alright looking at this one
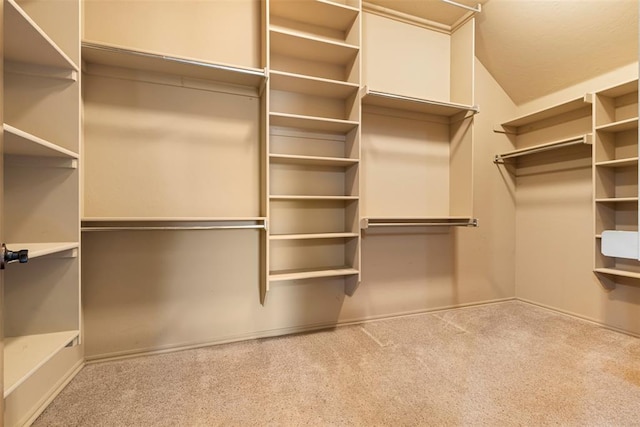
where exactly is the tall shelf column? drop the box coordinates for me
[593,79,640,287]
[3,0,82,424]
[263,0,362,303]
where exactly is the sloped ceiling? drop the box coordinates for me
[475,0,639,104]
[366,0,638,105]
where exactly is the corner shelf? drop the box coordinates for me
[81,41,266,88]
[494,134,592,164]
[4,330,79,398]
[361,87,479,118]
[498,95,591,133]
[4,0,78,71]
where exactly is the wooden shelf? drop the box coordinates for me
[594,268,640,280]
[270,28,359,65]
[269,154,358,167]
[270,0,359,33]
[270,70,359,98]
[595,157,639,168]
[361,217,478,229]
[4,0,78,71]
[597,80,639,98]
[269,113,358,133]
[5,242,79,262]
[269,266,359,282]
[4,330,79,398]
[3,124,78,159]
[82,41,266,88]
[270,112,358,133]
[270,195,358,201]
[361,87,479,117]
[595,117,639,133]
[494,134,592,164]
[269,232,358,240]
[595,197,639,203]
[500,96,590,131]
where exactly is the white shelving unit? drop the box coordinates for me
[593,80,640,287]
[264,0,362,302]
[3,0,82,423]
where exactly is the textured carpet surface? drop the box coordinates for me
[34,301,640,426]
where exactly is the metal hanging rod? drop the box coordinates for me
[494,135,591,164]
[82,224,266,232]
[361,218,478,229]
[441,0,482,13]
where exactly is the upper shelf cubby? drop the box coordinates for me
[269,0,359,35]
[4,0,78,71]
[81,42,266,88]
[361,87,478,120]
[269,28,359,66]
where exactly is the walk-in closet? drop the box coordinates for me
[1,0,639,425]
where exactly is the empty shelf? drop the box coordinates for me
[269,232,359,240]
[595,117,639,133]
[270,28,359,65]
[494,134,592,163]
[499,96,590,132]
[594,268,640,280]
[82,41,265,88]
[5,242,79,262]
[270,112,359,133]
[269,266,359,282]
[595,157,639,168]
[361,88,479,117]
[3,124,78,159]
[361,217,478,228]
[270,70,359,98]
[270,195,358,201]
[5,0,78,71]
[4,330,79,397]
[269,154,358,167]
[270,0,359,32]
[595,197,639,203]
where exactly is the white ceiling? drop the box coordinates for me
[475,0,639,104]
[366,0,639,105]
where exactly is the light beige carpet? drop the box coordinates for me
[34,301,640,426]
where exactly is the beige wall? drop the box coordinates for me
[82,57,518,360]
[510,62,640,336]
